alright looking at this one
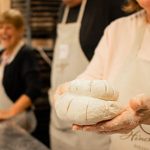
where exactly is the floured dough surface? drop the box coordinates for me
[55,80,123,125]
[55,94,123,125]
[69,80,119,101]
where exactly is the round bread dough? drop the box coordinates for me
[55,93,123,125]
[55,80,123,125]
[69,80,119,101]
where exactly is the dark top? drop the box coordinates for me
[58,0,127,60]
[0,45,41,103]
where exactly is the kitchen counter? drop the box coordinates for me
[0,120,50,150]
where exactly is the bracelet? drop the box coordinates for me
[139,124,150,135]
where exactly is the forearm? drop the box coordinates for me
[9,94,32,116]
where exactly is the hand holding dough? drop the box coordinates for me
[55,80,123,125]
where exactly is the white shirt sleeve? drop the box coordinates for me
[77,27,110,80]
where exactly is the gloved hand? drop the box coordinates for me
[72,94,150,134]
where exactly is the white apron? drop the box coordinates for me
[109,19,150,150]
[0,49,36,133]
[50,0,110,149]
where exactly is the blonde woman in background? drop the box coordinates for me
[0,9,41,132]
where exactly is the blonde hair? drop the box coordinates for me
[0,9,24,29]
[123,0,142,13]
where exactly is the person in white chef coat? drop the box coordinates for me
[54,0,150,150]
